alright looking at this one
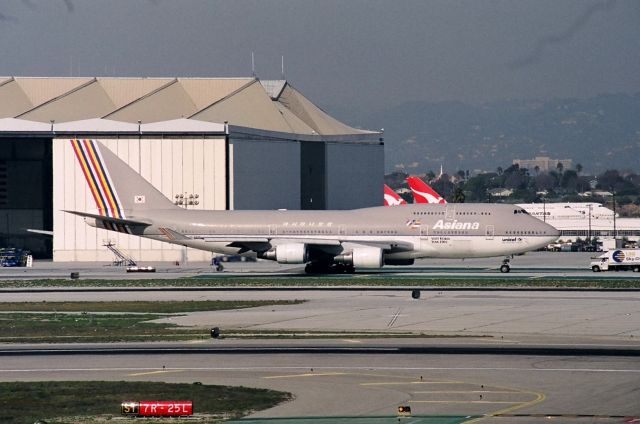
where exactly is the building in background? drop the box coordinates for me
[0,77,383,262]
[512,156,573,173]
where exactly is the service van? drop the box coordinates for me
[591,249,640,272]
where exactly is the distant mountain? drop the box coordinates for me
[340,93,640,174]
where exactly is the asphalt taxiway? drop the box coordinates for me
[1,348,638,423]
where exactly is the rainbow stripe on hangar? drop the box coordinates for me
[70,139,130,234]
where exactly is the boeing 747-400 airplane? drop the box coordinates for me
[68,140,559,273]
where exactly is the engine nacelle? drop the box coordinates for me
[334,247,383,268]
[262,243,308,264]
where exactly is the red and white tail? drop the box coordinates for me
[406,176,447,204]
[384,184,407,206]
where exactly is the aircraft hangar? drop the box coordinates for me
[0,77,383,262]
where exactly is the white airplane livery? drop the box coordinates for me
[68,139,560,273]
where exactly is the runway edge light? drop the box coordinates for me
[398,405,411,415]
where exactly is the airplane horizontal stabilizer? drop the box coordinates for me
[64,210,152,227]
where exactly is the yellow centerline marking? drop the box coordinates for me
[128,370,184,376]
[462,383,546,424]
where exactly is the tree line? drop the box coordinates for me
[385,164,640,216]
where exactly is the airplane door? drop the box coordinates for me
[420,226,428,237]
[269,225,277,236]
[485,225,494,240]
[445,207,455,220]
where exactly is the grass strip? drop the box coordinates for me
[0,312,203,343]
[0,300,304,343]
[0,300,304,313]
[2,276,640,288]
[0,312,467,343]
[0,381,291,424]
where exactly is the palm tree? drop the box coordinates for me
[556,162,564,174]
[534,165,540,176]
[576,163,583,175]
[453,187,466,203]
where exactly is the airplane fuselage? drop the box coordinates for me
[108,203,559,261]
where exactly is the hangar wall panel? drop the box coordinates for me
[53,136,226,262]
[325,143,384,210]
[230,138,300,210]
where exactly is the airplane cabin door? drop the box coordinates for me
[485,225,495,240]
[445,206,455,221]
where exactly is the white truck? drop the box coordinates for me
[591,249,640,272]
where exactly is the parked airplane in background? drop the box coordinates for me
[516,202,614,222]
[407,176,447,204]
[68,140,559,273]
[384,184,407,206]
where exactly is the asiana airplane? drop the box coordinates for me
[67,139,560,273]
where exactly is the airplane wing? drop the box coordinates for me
[25,229,54,236]
[64,210,152,227]
[341,240,415,252]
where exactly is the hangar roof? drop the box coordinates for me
[0,77,373,136]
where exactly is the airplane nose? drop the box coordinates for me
[544,222,561,241]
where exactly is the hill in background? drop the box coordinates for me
[336,93,640,175]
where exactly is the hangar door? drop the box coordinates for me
[0,138,52,258]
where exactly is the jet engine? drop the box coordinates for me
[334,247,383,268]
[261,243,308,264]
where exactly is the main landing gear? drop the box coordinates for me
[500,257,511,273]
[304,261,355,274]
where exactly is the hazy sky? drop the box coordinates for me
[0,0,638,117]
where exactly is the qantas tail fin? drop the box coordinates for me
[406,176,447,204]
[384,184,407,206]
[70,139,178,218]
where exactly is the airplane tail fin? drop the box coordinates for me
[384,184,407,206]
[406,176,447,204]
[70,139,177,218]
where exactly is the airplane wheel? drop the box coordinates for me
[345,265,355,274]
[592,265,601,272]
[633,266,640,272]
[500,264,510,273]
[411,289,421,299]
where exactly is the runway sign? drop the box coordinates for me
[121,401,193,416]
